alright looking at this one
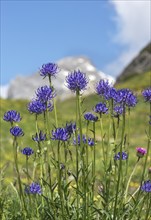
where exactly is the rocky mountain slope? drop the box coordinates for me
[116,42,151,82]
[7,56,114,100]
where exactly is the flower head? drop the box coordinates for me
[88,138,95,146]
[114,89,137,107]
[142,88,151,102]
[73,134,87,145]
[96,80,116,100]
[10,126,24,137]
[21,147,34,156]
[52,127,70,141]
[73,134,94,146]
[40,62,59,78]
[32,130,46,142]
[3,110,21,123]
[114,152,128,160]
[25,182,42,194]
[141,180,151,192]
[93,103,108,114]
[136,147,147,158]
[65,122,76,135]
[66,70,88,92]
[36,85,55,102]
[113,105,124,116]
[28,100,46,114]
[84,112,98,122]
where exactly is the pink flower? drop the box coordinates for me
[136,147,147,158]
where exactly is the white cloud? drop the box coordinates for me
[105,0,151,76]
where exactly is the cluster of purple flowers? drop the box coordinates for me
[95,80,137,114]
[65,122,76,135]
[113,105,124,117]
[84,112,98,122]
[21,147,34,156]
[141,180,151,192]
[114,152,128,160]
[40,62,59,78]
[28,86,54,114]
[3,110,21,123]
[73,134,94,147]
[93,102,108,115]
[32,130,46,142]
[114,89,137,108]
[27,62,59,115]
[96,80,116,100]
[36,86,55,103]
[66,70,88,92]
[28,100,47,114]
[10,126,24,137]
[142,88,151,102]
[51,127,70,141]
[25,182,42,194]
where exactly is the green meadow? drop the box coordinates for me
[0,71,150,186]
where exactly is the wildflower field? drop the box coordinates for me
[0,64,151,220]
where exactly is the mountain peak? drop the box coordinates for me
[6,56,114,100]
[117,42,151,82]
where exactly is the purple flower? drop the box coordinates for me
[113,105,124,116]
[66,70,88,92]
[52,128,70,141]
[25,182,42,194]
[114,152,128,160]
[32,130,46,142]
[40,62,59,78]
[136,147,147,158]
[3,110,21,123]
[73,134,87,145]
[96,80,116,100]
[65,122,76,135]
[73,135,94,146]
[21,147,34,156]
[114,89,137,107]
[142,88,151,102]
[93,103,108,114]
[10,126,24,137]
[28,100,46,114]
[84,112,98,122]
[88,138,94,146]
[141,180,151,192]
[36,85,55,102]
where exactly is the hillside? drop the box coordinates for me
[116,42,151,82]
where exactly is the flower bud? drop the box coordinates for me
[136,147,147,158]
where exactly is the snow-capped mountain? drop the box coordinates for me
[6,56,115,100]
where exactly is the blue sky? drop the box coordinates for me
[1,0,150,85]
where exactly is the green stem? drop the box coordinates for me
[53,98,58,128]
[26,156,29,184]
[57,141,64,218]
[124,159,139,201]
[100,115,106,170]
[92,122,96,212]
[144,194,151,220]
[75,91,79,220]
[48,74,58,127]
[13,137,27,216]
[113,109,126,220]
[76,90,86,219]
